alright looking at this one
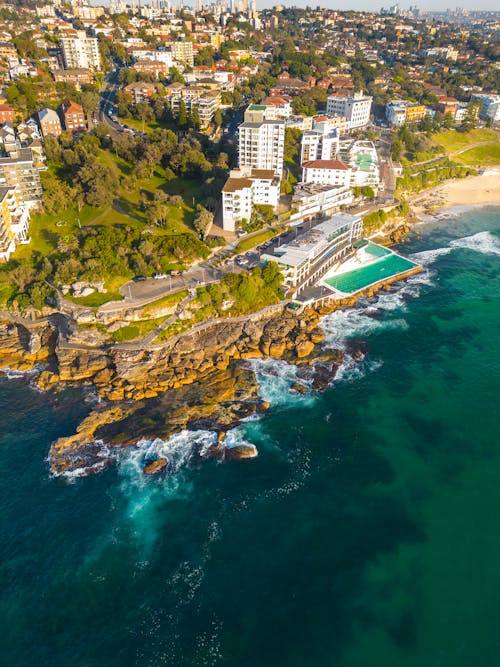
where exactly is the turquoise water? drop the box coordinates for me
[324,251,418,294]
[366,241,391,257]
[0,207,499,666]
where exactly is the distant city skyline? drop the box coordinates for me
[253,0,500,10]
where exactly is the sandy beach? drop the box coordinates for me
[410,171,500,216]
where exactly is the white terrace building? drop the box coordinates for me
[222,167,280,232]
[261,213,362,292]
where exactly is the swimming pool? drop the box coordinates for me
[324,253,419,294]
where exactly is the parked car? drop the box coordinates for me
[154,273,168,280]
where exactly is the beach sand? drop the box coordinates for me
[410,171,500,215]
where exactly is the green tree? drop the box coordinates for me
[177,99,188,127]
[193,204,213,239]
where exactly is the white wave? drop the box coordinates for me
[411,231,500,265]
[0,364,41,379]
[449,230,500,256]
[118,429,217,487]
[411,246,452,264]
[321,306,409,347]
[334,355,383,384]
[245,357,316,408]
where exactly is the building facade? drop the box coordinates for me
[37,108,62,138]
[301,159,352,187]
[290,183,354,224]
[261,214,362,292]
[238,105,285,175]
[60,101,86,132]
[222,167,280,232]
[0,186,30,261]
[300,118,340,164]
[171,40,194,67]
[326,92,372,129]
[0,148,43,208]
[60,31,101,71]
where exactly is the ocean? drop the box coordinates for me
[0,206,499,667]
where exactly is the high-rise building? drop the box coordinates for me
[0,148,43,208]
[238,104,285,176]
[300,117,340,164]
[171,40,194,67]
[60,31,101,71]
[326,92,372,130]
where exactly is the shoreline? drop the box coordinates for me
[408,171,500,218]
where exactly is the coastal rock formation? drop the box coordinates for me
[225,444,258,460]
[143,458,169,475]
[0,267,423,477]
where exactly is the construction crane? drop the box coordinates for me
[417,36,422,50]
[396,30,402,47]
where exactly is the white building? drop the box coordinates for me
[340,140,380,189]
[326,92,372,130]
[385,102,407,127]
[261,214,362,291]
[471,94,500,124]
[300,117,340,165]
[290,183,354,224]
[222,167,280,232]
[238,104,285,176]
[60,31,101,71]
[260,96,293,120]
[301,159,352,187]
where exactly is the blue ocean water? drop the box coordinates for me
[0,206,499,666]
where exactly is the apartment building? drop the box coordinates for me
[124,82,158,104]
[167,84,221,126]
[238,105,285,176]
[260,96,293,120]
[326,92,372,130]
[0,186,30,261]
[0,105,15,124]
[300,118,340,165]
[37,108,62,138]
[0,148,43,208]
[53,68,93,88]
[60,101,86,132]
[171,40,194,67]
[471,93,500,124]
[133,59,169,79]
[222,167,280,232]
[339,140,380,189]
[60,31,101,71]
[301,159,352,187]
[290,183,354,224]
[386,101,427,127]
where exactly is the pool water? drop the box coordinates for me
[365,242,391,258]
[324,253,419,294]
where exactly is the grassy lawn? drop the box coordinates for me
[118,116,173,134]
[142,289,188,316]
[110,316,167,342]
[235,229,278,254]
[453,142,500,167]
[431,129,499,154]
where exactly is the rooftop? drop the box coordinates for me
[303,159,351,170]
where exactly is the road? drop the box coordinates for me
[99,68,123,135]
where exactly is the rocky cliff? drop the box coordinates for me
[0,267,422,476]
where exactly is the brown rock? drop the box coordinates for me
[296,340,315,358]
[290,381,308,395]
[143,458,169,475]
[225,444,258,460]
